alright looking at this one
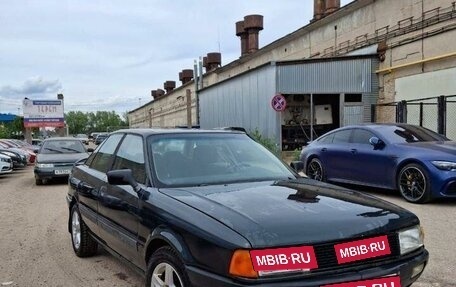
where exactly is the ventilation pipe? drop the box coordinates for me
[151,90,157,99]
[325,0,340,15]
[206,52,221,71]
[156,89,165,97]
[243,15,263,54]
[164,81,176,93]
[179,69,194,85]
[236,20,249,57]
[313,0,326,20]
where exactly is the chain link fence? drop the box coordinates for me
[371,95,456,140]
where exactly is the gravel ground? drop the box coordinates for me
[0,167,455,286]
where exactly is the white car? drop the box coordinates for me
[0,153,13,174]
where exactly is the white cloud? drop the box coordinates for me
[0,77,62,98]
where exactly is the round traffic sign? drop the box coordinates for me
[271,94,287,112]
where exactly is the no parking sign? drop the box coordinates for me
[271,94,287,112]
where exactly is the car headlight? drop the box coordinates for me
[432,160,456,171]
[399,225,424,255]
[36,163,54,168]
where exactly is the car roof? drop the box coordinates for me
[111,128,246,137]
[43,137,84,141]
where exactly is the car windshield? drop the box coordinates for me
[381,125,448,143]
[148,133,295,187]
[41,140,86,154]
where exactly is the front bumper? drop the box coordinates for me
[187,249,428,287]
[34,166,72,180]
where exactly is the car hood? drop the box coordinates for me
[400,141,456,157]
[159,179,418,248]
[37,153,88,163]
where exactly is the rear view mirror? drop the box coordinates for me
[87,148,94,153]
[369,137,385,149]
[107,169,142,192]
[290,161,305,173]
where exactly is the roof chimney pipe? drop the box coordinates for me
[236,21,249,57]
[313,0,326,20]
[325,0,340,16]
[206,52,222,71]
[164,81,176,93]
[243,15,263,54]
[156,89,165,97]
[180,69,194,85]
[151,90,157,98]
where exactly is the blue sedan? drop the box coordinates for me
[300,123,456,203]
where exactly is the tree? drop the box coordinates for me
[65,111,89,135]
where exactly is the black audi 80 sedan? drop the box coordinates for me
[67,128,428,287]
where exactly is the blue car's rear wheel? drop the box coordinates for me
[398,164,431,203]
[307,158,325,182]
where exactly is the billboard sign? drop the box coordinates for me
[23,99,64,128]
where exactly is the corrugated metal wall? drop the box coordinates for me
[277,58,374,94]
[199,64,280,141]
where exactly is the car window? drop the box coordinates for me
[318,133,335,144]
[332,130,352,144]
[381,125,448,143]
[112,134,146,184]
[90,134,124,173]
[41,140,86,154]
[352,129,375,144]
[149,133,295,187]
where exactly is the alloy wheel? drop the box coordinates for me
[151,262,184,287]
[71,210,81,250]
[399,166,426,202]
[308,159,323,181]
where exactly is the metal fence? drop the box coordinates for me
[371,95,456,139]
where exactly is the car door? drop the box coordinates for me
[348,128,395,188]
[75,134,124,234]
[98,134,146,265]
[325,129,354,181]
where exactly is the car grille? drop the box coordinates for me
[313,233,400,271]
[53,163,74,167]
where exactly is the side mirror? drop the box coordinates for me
[74,157,88,166]
[87,148,94,153]
[369,137,385,149]
[33,148,39,154]
[107,169,140,192]
[290,161,305,173]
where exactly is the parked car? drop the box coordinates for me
[74,134,89,145]
[94,133,108,145]
[34,137,93,185]
[0,149,27,168]
[0,153,13,174]
[0,141,35,164]
[67,128,428,287]
[299,123,456,203]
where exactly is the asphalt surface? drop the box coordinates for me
[0,167,455,287]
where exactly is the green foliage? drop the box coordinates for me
[249,128,280,156]
[292,148,301,161]
[0,117,24,139]
[65,111,129,134]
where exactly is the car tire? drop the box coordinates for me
[397,163,432,204]
[306,158,325,182]
[70,205,98,257]
[35,178,43,185]
[145,246,190,287]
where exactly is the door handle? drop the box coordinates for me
[321,148,327,152]
[350,149,357,154]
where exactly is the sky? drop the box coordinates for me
[0,0,352,115]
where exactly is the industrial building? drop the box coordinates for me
[129,0,456,150]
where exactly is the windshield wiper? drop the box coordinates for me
[44,147,63,153]
[60,147,82,153]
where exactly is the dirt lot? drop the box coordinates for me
[0,167,455,287]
